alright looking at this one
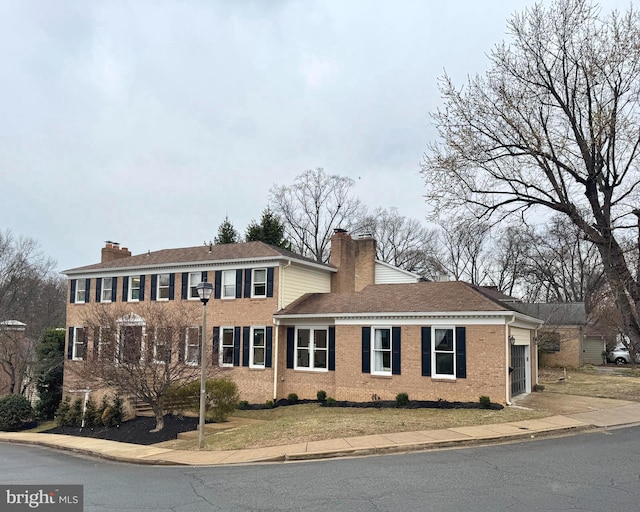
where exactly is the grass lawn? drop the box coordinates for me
[540,366,640,402]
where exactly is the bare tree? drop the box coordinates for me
[356,207,440,278]
[270,168,363,262]
[422,0,640,357]
[486,224,534,297]
[70,302,208,432]
[0,324,34,395]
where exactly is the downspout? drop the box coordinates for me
[505,314,516,406]
[273,261,291,401]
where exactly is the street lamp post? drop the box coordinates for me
[196,281,213,449]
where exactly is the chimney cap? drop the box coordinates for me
[333,228,348,234]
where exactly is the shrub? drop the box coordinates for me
[165,381,200,413]
[55,396,71,427]
[0,394,34,431]
[325,397,336,407]
[101,395,124,427]
[479,396,491,409]
[206,379,240,422]
[265,400,275,409]
[396,392,410,407]
[237,400,249,410]
[287,393,298,404]
[83,397,98,428]
[67,398,83,427]
[316,390,327,402]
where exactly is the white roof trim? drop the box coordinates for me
[375,260,421,279]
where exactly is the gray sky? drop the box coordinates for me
[0,0,629,272]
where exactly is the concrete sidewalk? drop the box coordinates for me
[2,395,640,466]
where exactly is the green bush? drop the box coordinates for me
[67,398,83,427]
[207,379,240,422]
[325,397,336,407]
[101,395,124,427]
[83,397,98,428]
[396,392,410,407]
[237,400,249,410]
[316,390,327,402]
[479,396,491,409]
[165,381,200,413]
[0,394,34,431]
[287,393,298,404]
[55,396,71,427]
[265,400,275,409]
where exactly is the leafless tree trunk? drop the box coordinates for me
[422,0,640,358]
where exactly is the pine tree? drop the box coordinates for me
[245,208,290,250]
[214,215,240,244]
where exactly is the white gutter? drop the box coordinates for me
[273,318,280,401]
[505,314,516,406]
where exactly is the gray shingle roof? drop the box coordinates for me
[509,302,586,326]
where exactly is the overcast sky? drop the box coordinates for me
[0,0,630,272]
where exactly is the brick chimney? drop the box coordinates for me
[329,230,376,293]
[101,242,132,263]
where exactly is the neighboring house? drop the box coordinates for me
[509,303,588,368]
[0,320,36,400]
[62,231,542,407]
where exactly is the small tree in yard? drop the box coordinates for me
[70,302,210,432]
[422,0,640,363]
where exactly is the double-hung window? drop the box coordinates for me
[221,271,236,299]
[75,280,86,303]
[296,327,328,370]
[129,276,141,301]
[433,327,455,378]
[372,327,392,375]
[72,327,86,360]
[220,327,234,366]
[120,325,143,364]
[187,273,200,299]
[101,277,113,302]
[154,327,172,363]
[252,269,267,298]
[250,327,266,368]
[185,327,201,364]
[157,274,170,300]
[98,327,115,360]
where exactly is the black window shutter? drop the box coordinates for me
[81,329,88,359]
[233,327,241,366]
[96,278,102,302]
[244,269,251,298]
[456,327,467,379]
[214,270,222,299]
[112,276,118,302]
[122,276,129,302]
[169,273,175,300]
[267,267,274,297]
[212,327,219,365]
[242,327,250,367]
[265,326,273,368]
[329,326,336,371]
[178,329,185,363]
[392,327,401,375]
[201,271,208,283]
[362,327,371,374]
[67,327,74,359]
[181,272,188,299]
[150,274,157,301]
[70,280,76,304]
[421,327,432,376]
[85,279,91,303]
[93,327,100,359]
[139,275,145,301]
[235,269,243,299]
[286,327,294,368]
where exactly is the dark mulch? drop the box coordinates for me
[43,415,199,445]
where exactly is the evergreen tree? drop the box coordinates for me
[35,328,65,419]
[214,215,240,244]
[245,208,290,250]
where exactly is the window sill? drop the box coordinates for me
[293,368,329,373]
[431,376,456,382]
[370,373,392,379]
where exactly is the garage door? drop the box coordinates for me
[511,345,526,396]
[583,337,606,365]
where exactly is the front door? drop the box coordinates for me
[511,345,526,397]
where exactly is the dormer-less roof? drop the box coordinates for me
[63,242,334,276]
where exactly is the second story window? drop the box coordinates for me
[188,273,200,299]
[157,274,170,300]
[101,277,113,302]
[222,270,236,299]
[75,280,86,303]
[129,276,141,301]
[252,269,267,298]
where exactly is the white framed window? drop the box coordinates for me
[252,269,267,298]
[119,325,143,364]
[220,327,234,367]
[295,327,328,371]
[129,275,141,302]
[433,327,456,378]
[221,270,236,299]
[185,327,201,365]
[371,327,392,375]
[157,273,170,300]
[154,327,172,363]
[101,277,113,302]
[98,327,115,360]
[71,327,86,360]
[75,280,86,303]
[250,327,266,368]
[187,272,201,299]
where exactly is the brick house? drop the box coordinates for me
[62,231,541,407]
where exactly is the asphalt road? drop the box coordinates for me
[1,426,639,512]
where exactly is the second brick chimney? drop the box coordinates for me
[329,230,376,293]
[101,242,132,263]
